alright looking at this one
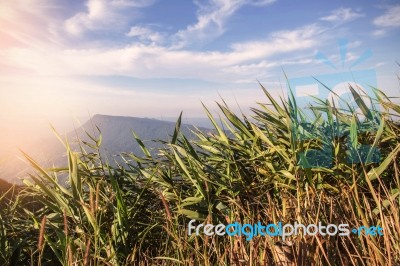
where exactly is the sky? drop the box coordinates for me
[0,0,399,148]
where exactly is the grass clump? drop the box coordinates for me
[0,84,399,265]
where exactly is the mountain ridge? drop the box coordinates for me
[0,114,211,183]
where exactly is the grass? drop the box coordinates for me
[0,83,399,265]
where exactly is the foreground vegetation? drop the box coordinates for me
[1,84,399,265]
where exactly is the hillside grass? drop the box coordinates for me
[1,84,399,265]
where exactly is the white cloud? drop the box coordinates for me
[373,5,400,27]
[375,62,386,68]
[225,58,312,77]
[320,8,364,23]
[110,0,155,7]
[126,26,164,43]
[0,0,324,84]
[372,29,387,37]
[173,0,276,47]
[227,24,322,63]
[64,0,154,36]
[3,24,322,82]
[65,0,113,35]
[250,0,276,6]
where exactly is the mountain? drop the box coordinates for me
[0,115,211,184]
[71,114,209,160]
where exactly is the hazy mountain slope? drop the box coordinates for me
[74,114,202,157]
[0,115,209,183]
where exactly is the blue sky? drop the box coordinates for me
[0,0,399,142]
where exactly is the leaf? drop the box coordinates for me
[202,103,228,144]
[172,148,206,198]
[372,189,400,215]
[132,131,152,157]
[177,208,207,221]
[367,144,400,181]
[172,111,182,144]
[218,103,252,139]
[349,85,373,120]
[154,257,184,264]
[349,114,358,149]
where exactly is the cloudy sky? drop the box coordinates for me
[0,0,399,145]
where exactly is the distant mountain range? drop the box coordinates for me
[0,114,211,184]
